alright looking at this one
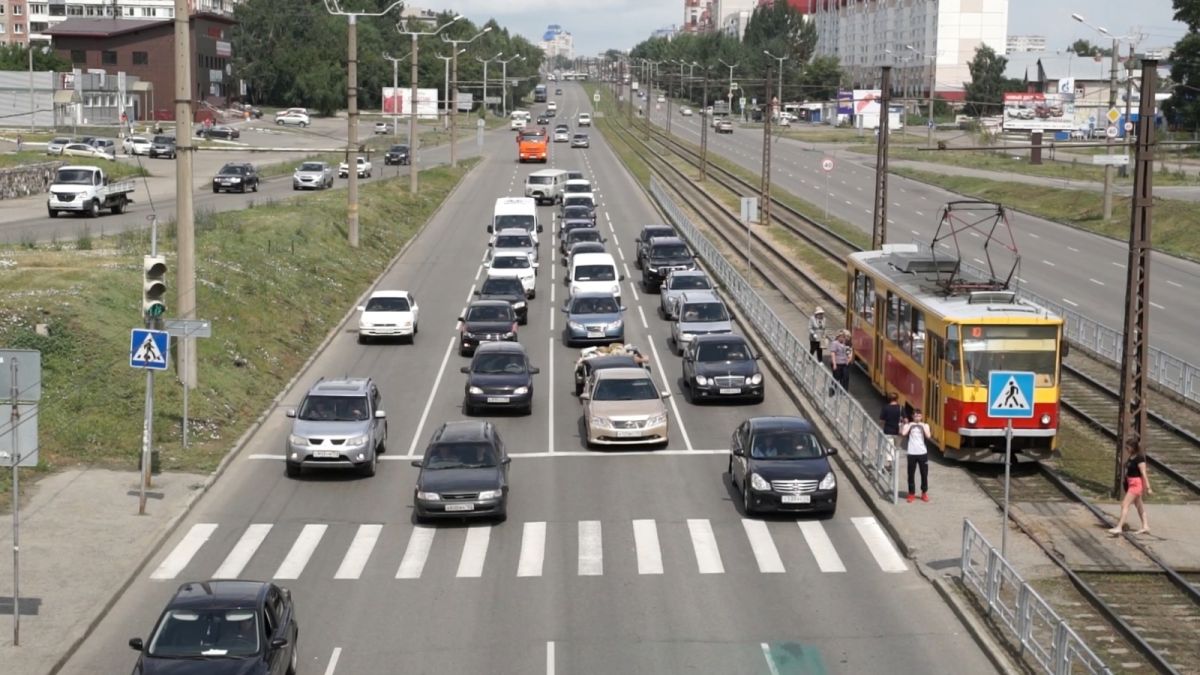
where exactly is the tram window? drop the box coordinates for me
[944,326,963,385]
[909,309,926,366]
[897,299,912,354]
[854,272,875,325]
[886,293,900,341]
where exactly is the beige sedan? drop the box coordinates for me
[581,368,670,447]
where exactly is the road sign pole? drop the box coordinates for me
[139,369,152,515]
[824,171,830,219]
[1002,419,1012,558]
[10,357,20,646]
[182,346,188,448]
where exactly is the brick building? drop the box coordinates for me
[44,13,235,120]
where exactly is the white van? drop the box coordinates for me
[568,252,623,303]
[489,197,543,245]
[511,110,531,122]
[578,112,592,127]
[525,168,569,205]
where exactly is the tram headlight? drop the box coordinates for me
[966,413,978,426]
[1040,413,1052,426]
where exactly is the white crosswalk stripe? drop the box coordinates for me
[577,520,603,576]
[334,524,382,580]
[741,519,785,574]
[632,519,663,575]
[456,525,491,578]
[274,524,327,580]
[852,517,908,573]
[396,526,436,579]
[151,523,218,580]
[686,519,724,574]
[517,522,547,578]
[798,521,846,573]
[213,523,272,579]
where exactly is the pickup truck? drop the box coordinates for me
[338,157,372,178]
[47,165,135,218]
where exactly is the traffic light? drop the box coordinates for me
[143,255,167,319]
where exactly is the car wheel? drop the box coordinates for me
[253,182,259,192]
[111,197,126,214]
[212,187,219,193]
[285,462,302,478]
[495,508,508,524]
[459,347,469,357]
[293,185,300,191]
[742,478,757,516]
[287,643,298,675]
[518,316,527,326]
[376,425,387,454]
[528,289,536,299]
[47,209,58,218]
[86,200,99,218]
[414,322,419,335]
[359,453,377,477]
[357,334,368,344]
[522,404,533,416]
[463,398,475,416]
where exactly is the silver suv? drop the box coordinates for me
[285,378,387,478]
[670,290,734,355]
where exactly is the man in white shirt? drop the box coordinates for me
[808,307,826,361]
[901,409,932,503]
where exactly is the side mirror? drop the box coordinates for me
[128,638,144,652]
[460,366,470,374]
[410,460,422,468]
[502,457,512,465]
[660,391,671,399]
[532,262,540,269]
[473,289,481,295]
[486,225,494,233]
[285,409,296,418]
[356,305,366,312]
[564,273,572,282]
[529,367,541,375]
[270,637,289,650]
[374,410,386,419]
[486,242,493,247]
[458,316,465,322]
[826,448,839,456]
[732,447,744,457]
[619,274,626,281]
[619,306,627,312]
[561,307,570,313]
[601,238,607,243]
[754,355,762,361]
[537,224,544,233]
[579,392,590,400]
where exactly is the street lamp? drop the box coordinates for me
[382,50,411,141]
[28,43,50,132]
[718,59,738,116]
[477,52,503,117]
[435,49,464,130]
[442,26,491,167]
[396,13,463,195]
[763,50,787,118]
[498,54,524,117]
[906,44,937,147]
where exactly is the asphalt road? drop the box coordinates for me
[641,100,1200,368]
[59,85,994,675]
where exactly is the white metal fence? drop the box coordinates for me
[650,176,901,502]
[961,519,1110,675]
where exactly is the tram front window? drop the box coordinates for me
[960,325,1059,387]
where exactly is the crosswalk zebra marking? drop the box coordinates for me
[632,519,663,575]
[334,524,382,580]
[274,524,327,580]
[852,517,908,573]
[396,526,436,579]
[577,520,603,576]
[517,521,547,578]
[686,519,724,574]
[151,523,218,580]
[456,525,491,578]
[741,519,785,574]
[213,523,272,579]
[798,521,846,573]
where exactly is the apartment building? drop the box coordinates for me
[541,24,573,62]
[0,0,233,45]
[1007,35,1046,54]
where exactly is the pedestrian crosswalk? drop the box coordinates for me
[149,516,908,583]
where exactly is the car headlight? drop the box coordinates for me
[416,491,440,501]
[749,472,771,491]
[646,266,658,274]
[590,416,611,428]
[568,321,584,331]
[966,413,978,426]
[647,413,667,425]
[346,434,369,447]
[468,386,484,395]
[402,321,413,328]
[513,386,529,396]
[502,331,516,338]
[605,319,623,330]
[694,375,710,386]
[513,301,526,309]
[611,283,621,295]
[288,434,308,446]
[477,489,503,500]
[819,471,837,491]
[748,373,763,385]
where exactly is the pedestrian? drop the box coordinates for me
[880,392,903,467]
[829,331,852,390]
[901,409,932,502]
[808,307,826,361]
[16,134,22,153]
[1109,439,1151,535]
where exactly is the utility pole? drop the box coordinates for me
[1114,59,1158,499]
[926,56,935,147]
[871,66,892,249]
[436,52,458,130]
[443,26,491,169]
[1103,37,1119,221]
[759,67,774,242]
[1120,43,1135,178]
[397,15,461,196]
[173,0,196,388]
[478,52,502,119]
[764,50,787,115]
[499,54,524,118]
[382,51,409,141]
[719,59,737,118]
[700,68,710,181]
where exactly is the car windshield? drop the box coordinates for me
[669,275,711,290]
[495,235,532,248]
[564,206,592,218]
[466,305,512,321]
[564,197,592,207]
[697,341,750,361]
[568,230,601,244]
[147,608,260,658]
[574,134,588,140]
[565,184,590,193]
[680,302,728,322]
[298,395,370,422]
[555,126,569,132]
[390,145,408,152]
[652,244,690,258]
[423,442,499,469]
[593,377,658,401]
[219,165,247,175]
[642,228,674,240]
[491,256,530,270]
[571,296,620,314]
[364,296,410,312]
[495,214,536,230]
[527,176,550,185]
[573,264,615,281]
[571,243,605,256]
[480,278,523,295]
[567,172,584,180]
[51,137,69,144]
[750,430,823,460]
[55,169,94,185]
[471,352,528,375]
[298,163,324,172]
[153,136,174,144]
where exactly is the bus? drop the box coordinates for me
[845,243,1064,462]
[534,84,547,103]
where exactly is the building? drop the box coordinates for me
[722,9,753,40]
[1007,35,1046,54]
[0,0,235,46]
[541,24,573,62]
[810,0,1008,101]
[682,0,713,34]
[45,13,236,120]
[650,26,678,41]
[0,68,148,128]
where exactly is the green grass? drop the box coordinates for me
[0,151,150,180]
[0,160,477,510]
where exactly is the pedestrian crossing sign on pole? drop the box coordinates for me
[130,328,169,371]
[987,371,1035,419]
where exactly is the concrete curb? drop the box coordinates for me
[47,159,480,675]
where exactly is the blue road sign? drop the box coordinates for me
[987,371,1035,419]
[130,328,169,371]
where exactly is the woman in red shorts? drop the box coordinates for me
[1109,439,1152,535]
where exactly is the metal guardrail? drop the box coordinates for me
[650,176,901,503]
[961,519,1110,675]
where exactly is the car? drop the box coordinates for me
[729,416,838,516]
[511,117,528,130]
[578,113,592,127]
[460,341,540,415]
[560,227,605,257]
[212,162,259,193]
[560,203,596,227]
[634,224,676,269]
[489,227,539,267]
[680,107,693,116]
[567,252,622,304]
[45,136,71,154]
[544,108,557,118]
[536,115,550,125]
[657,95,666,103]
[149,135,177,159]
[555,88,563,95]
[458,300,519,356]
[559,218,596,243]
[659,269,714,320]
[565,169,585,181]
[563,179,593,196]
[374,121,391,134]
[563,292,625,347]
[200,125,240,140]
[293,160,335,190]
[275,107,308,121]
[581,367,670,448]
[485,250,538,298]
[671,290,734,355]
[276,112,311,127]
[129,580,299,675]
[411,420,510,522]
[553,127,571,143]
[682,334,764,403]
[475,276,528,324]
[284,377,387,477]
[547,101,558,112]
[574,349,648,396]
[715,119,734,134]
[640,236,695,292]
[560,193,596,217]
[123,135,152,155]
[571,133,590,148]
[566,240,607,268]
[384,144,410,165]
[338,156,372,178]
[357,289,419,343]
[59,142,113,160]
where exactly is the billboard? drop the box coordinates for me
[1002,92,1075,131]
[852,90,882,116]
[836,90,853,116]
[381,87,438,119]
[455,92,473,112]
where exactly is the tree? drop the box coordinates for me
[0,44,72,71]
[1165,32,1200,131]
[1174,0,1200,32]
[796,55,843,101]
[1068,39,1111,57]
[962,45,1009,116]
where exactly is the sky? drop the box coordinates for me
[413,0,1189,57]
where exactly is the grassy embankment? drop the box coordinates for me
[0,151,149,180]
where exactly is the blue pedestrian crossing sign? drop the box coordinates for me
[130,328,169,370]
[988,370,1035,419]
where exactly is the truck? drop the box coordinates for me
[338,156,372,178]
[47,165,135,218]
[517,127,548,163]
[534,84,547,103]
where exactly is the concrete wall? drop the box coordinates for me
[0,161,66,201]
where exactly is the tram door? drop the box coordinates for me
[927,333,944,442]
[872,294,886,389]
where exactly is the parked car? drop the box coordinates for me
[460,341,539,415]
[411,420,510,522]
[682,334,764,403]
[729,416,838,516]
[474,276,528,325]
[200,125,240,140]
[284,377,387,478]
[90,138,118,156]
[634,224,677,269]
[275,112,311,127]
[357,289,419,343]
[149,135,176,159]
[123,136,152,155]
[212,163,260,193]
[59,142,113,160]
[563,292,625,347]
[580,367,669,448]
[670,291,734,355]
[45,137,71,155]
[458,300,519,356]
[640,236,695,292]
[384,144,410,166]
[571,133,590,148]
[659,269,714,320]
[293,161,335,190]
[373,121,391,134]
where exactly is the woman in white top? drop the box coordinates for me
[901,410,932,503]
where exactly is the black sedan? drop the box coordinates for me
[560,203,596,226]
[129,580,298,674]
[412,420,510,521]
[384,144,410,165]
[560,227,605,257]
[682,334,764,403]
[458,300,518,356]
[574,351,648,395]
[198,125,240,140]
[475,276,528,324]
[559,218,595,242]
[729,417,838,516]
[460,342,539,415]
[212,163,260,193]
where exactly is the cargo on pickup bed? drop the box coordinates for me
[47,165,135,218]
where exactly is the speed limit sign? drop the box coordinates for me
[821,157,835,172]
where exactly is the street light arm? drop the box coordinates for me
[396,13,462,37]
[323,0,404,16]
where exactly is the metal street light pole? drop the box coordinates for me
[478,52,503,119]
[499,54,524,117]
[397,14,463,195]
[442,26,491,168]
[764,50,788,118]
[907,45,936,147]
[382,51,410,140]
[435,53,455,130]
[719,59,738,117]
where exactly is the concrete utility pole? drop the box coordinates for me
[443,26,491,168]
[871,66,892,249]
[499,54,524,117]
[1120,43,1135,178]
[700,68,710,181]
[907,45,935,146]
[759,67,774,239]
[478,52,502,118]
[382,51,410,141]
[436,51,461,130]
[397,15,462,195]
[173,0,196,388]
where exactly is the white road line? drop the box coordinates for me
[517,521,547,577]
[407,337,456,457]
[637,305,648,328]
[686,518,725,574]
[910,230,921,236]
[1112,261,1125,268]
[915,210,924,216]
[1167,280,1183,288]
[548,337,555,454]
[1042,260,1056,267]
[546,641,556,675]
[627,274,640,302]
[1150,301,1165,310]
[611,232,620,246]
[616,246,625,261]
[973,258,985,265]
[1028,233,1040,239]
[578,520,603,576]
[851,517,908,573]
[970,231,982,238]
[396,526,436,579]
[550,281,556,308]
[632,519,664,575]
[741,519,785,573]
[151,523,218,580]
[334,524,383,580]
[1088,278,1105,286]
[844,199,852,205]
[213,524,272,579]
[761,644,782,675]
[456,525,491,578]
[324,647,343,675]
[463,284,476,304]
[1062,298,1079,307]
[274,523,327,579]
[1016,277,1028,283]
[474,264,483,281]
[645,335,693,451]
[798,521,846,573]
[1068,246,1080,252]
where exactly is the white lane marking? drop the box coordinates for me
[550,284,556,319]
[851,517,908,573]
[1088,278,1105,286]
[324,647,343,675]
[632,519,664,575]
[1042,260,1056,267]
[637,305,648,328]
[517,521,547,578]
[616,246,625,261]
[910,230,921,236]
[1113,261,1125,268]
[611,232,620,246]
[213,524,272,579]
[970,231,982,238]
[686,518,725,574]
[474,265,483,281]
[578,520,603,576]
[407,337,456,456]
[1068,246,1080,252]
[456,525,492,578]
[761,643,782,675]
[464,284,476,304]
[396,526,436,579]
[915,210,924,216]
[1062,298,1079,307]
[798,521,846,573]
[645,335,693,451]
[547,338,555,454]
[1016,277,1028,284]
[627,272,640,302]
[1028,232,1040,239]
[151,523,218,580]
[844,200,852,205]
[741,519,785,573]
[334,524,383,580]
[1167,280,1183,288]
[973,258,985,265]
[1150,301,1165,310]
[547,641,556,675]
[274,523,328,579]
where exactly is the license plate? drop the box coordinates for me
[615,429,641,438]
[312,450,340,459]
[781,495,811,504]
[445,503,475,512]
[487,397,509,403]
[587,331,604,339]
[719,388,741,395]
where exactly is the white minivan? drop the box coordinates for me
[568,252,623,304]
[489,197,543,245]
[525,168,569,205]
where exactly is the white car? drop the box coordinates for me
[680,107,693,117]
[60,143,114,160]
[275,107,308,121]
[339,157,372,178]
[547,101,558,112]
[553,129,571,142]
[486,250,538,298]
[373,122,390,134]
[358,290,419,343]
[123,136,152,155]
[657,95,665,103]
[577,113,592,127]
[511,118,528,130]
[276,112,311,127]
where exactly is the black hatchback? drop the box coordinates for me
[412,420,510,521]
[729,417,838,516]
[460,342,540,415]
[385,144,410,165]
[130,580,299,675]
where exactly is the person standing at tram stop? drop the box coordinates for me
[1109,439,1152,535]
[901,410,932,503]
[808,306,826,361]
[879,392,903,467]
[829,331,852,390]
